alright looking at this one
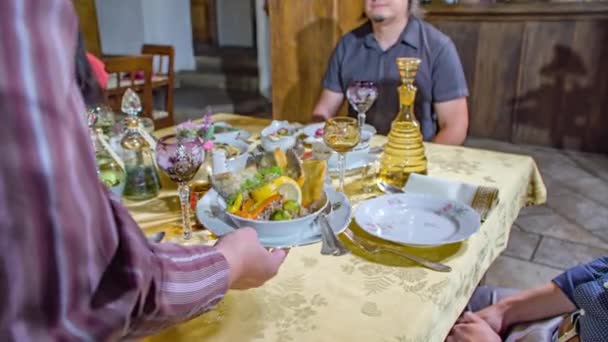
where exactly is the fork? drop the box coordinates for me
[342,229,452,272]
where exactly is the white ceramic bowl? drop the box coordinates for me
[223,191,329,240]
[260,120,297,152]
[212,136,250,172]
[212,122,241,141]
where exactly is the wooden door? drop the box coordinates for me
[268,0,365,123]
[191,0,218,47]
[72,0,102,56]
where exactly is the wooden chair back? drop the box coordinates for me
[103,55,154,120]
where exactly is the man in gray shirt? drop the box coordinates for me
[312,0,469,145]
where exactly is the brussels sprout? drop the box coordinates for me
[271,210,292,221]
[282,200,301,216]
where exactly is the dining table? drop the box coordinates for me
[132,113,547,342]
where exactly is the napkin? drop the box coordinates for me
[403,174,499,221]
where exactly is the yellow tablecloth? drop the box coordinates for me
[135,114,546,342]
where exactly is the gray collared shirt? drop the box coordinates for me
[322,17,468,140]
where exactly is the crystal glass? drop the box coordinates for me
[346,81,378,132]
[156,135,204,241]
[93,105,116,137]
[323,117,360,193]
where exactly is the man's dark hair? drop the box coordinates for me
[75,32,103,107]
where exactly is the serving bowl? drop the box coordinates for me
[220,190,329,240]
[260,120,297,152]
[212,136,250,173]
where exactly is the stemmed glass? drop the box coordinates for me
[156,135,204,241]
[323,117,361,193]
[346,81,378,132]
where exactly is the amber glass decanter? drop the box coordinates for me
[378,57,428,188]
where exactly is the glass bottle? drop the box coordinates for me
[120,88,160,200]
[87,108,126,196]
[121,117,161,200]
[378,57,428,188]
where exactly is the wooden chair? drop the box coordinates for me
[141,44,175,126]
[103,55,171,129]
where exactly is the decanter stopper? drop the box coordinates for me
[121,88,142,117]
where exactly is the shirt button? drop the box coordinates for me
[603,281,608,289]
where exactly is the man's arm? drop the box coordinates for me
[0,1,285,340]
[311,89,344,122]
[476,282,576,334]
[433,98,468,145]
[431,39,469,145]
[473,257,608,334]
[312,37,347,121]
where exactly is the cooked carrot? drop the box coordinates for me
[249,194,282,218]
[242,198,255,212]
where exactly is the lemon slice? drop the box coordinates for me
[273,177,302,204]
[250,183,278,203]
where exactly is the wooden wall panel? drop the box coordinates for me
[268,2,608,152]
[473,22,524,141]
[268,0,364,123]
[72,0,102,56]
[573,21,608,152]
[512,21,577,147]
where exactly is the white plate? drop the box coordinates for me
[196,187,353,248]
[354,194,480,247]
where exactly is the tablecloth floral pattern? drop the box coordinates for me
[135,114,547,342]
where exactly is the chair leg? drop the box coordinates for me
[166,84,174,124]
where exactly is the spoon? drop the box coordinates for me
[149,231,165,243]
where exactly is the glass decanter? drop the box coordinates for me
[378,57,428,189]
[87,108,126,196]
[120,89,161,200]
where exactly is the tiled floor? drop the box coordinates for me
[466,138,608,289]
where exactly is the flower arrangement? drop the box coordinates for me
[175,107,215,151]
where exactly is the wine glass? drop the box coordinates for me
[156,135,204,241]
[323,117,361,193]
[346,81,378,133]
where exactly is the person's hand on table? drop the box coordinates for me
[446,312,501,342]
[215,227,289,290]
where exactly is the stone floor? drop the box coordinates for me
[466,138,608,289]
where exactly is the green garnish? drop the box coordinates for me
[271,210,292,221]
[238,166,283,193]
[283,200,300,216]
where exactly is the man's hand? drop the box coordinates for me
[474,303,509,334]
[447,312,501,342]
[215,228,288,290]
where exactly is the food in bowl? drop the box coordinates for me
[214,142,242,159]
[261,122,297,152]
[268,127,292,141]
[212,149,327,222]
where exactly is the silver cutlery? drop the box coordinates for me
[316,201,349,256]
[377,181,404,194]
[342,229,452,272]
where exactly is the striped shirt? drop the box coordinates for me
[0,1,229,340]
